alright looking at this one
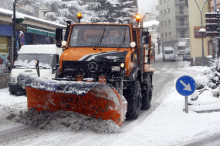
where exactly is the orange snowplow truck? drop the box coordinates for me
[25,14,154,126]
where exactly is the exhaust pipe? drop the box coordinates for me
[35,60,40,77]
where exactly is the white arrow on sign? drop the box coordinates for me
[180,80,192,91]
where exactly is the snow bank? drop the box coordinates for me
[7,108,121,133]
[195,58,220,98]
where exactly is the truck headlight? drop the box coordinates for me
[120,63,125,68]
[10,77,16,83]
[111,66,120,72]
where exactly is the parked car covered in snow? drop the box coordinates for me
[8,44,62,95]
[183,48,190,61]
[163,47,175,62]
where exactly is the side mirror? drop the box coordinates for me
[56,28,63,47]
[52,64,59,74]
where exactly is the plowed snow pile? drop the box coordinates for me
[6,108,121,133]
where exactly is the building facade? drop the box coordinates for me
[207,1,220,59]
[143,13,160,59]
[0,8,65,88]
[158,0,189,49]
[188,0,210,66]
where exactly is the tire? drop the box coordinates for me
[126,81,142,120]
[141,74,152,110]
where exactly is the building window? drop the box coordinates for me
[162,33,163,38]
[169,19,171,24]
[165,32,167,37]
[165,21,167,26]
[179,6,184,14]
[160,0,162,4]
[160,11,163,15]
[180,30,185,38]
[179,17,184,26]
[164,10,166,15]
[169,32,171,36]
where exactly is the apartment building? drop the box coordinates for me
[158,0,189,48]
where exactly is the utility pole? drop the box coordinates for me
[157,38,161,54]
[214,0,217,12]
[217,9,220,58]
[11,0,17,67]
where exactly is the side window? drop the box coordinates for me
[52,55,59,67]
[56,55,59,64]
[132,29,137,44]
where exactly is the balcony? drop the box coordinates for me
[176,23,189,29]
[176,0,186,5]
[176,12,188,17]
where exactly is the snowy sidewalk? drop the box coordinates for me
[189,90,220,113]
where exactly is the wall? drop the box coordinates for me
[0,73,10,89]
[209,0,220,11]
[189,0,210,65]
[158,0,177,48]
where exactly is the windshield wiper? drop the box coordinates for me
[93,28,106,49]
[14,65,23,67]
[117,27,127,50]
[39,66,48,69]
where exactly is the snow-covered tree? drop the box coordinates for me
[17,0,43,17]
[43,0,86,24]
[195,58,220,98]
[116,0,138,24]
[87,0,137,24]
[86,0,120,23]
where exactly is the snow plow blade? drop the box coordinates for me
[25,76,127,126]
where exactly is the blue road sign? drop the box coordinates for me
[176,75,196,96]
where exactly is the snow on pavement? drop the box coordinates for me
[1,61,220,145]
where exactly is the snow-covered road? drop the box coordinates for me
[1,58,220,146]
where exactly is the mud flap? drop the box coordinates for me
[25,76,127,126]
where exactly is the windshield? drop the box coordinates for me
[69,25,131,48]
[177,46,185,50]
[14,54,55,69]
[164,50,174,54]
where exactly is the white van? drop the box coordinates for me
[8,44,62,95]
[163,47,175,62]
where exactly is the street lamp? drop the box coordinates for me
[194,0,212,66]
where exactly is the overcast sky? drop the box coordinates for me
[138,0,158,14]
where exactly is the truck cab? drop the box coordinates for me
[57,23,139,83]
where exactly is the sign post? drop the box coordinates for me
[176,75,196,113]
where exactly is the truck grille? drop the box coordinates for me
[62,61,122,79]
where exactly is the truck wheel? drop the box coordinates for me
[141,74,152,110]
[126,81,142,120]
